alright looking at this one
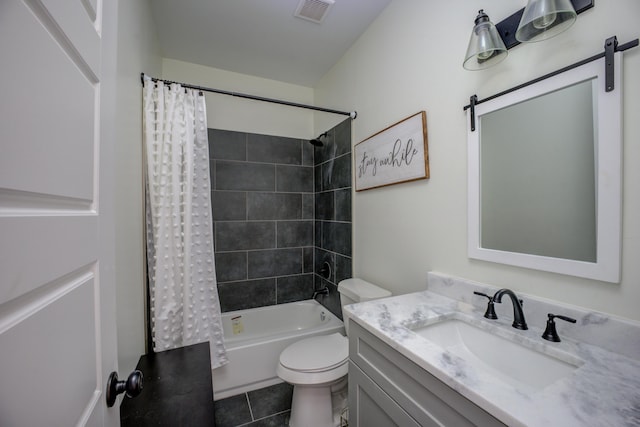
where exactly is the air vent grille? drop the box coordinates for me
[294,0,335,24]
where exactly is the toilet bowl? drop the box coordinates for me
[277,333,348,427]
[277,278,391,427]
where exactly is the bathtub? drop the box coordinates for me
[212,299,345,400]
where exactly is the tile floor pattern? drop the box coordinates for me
[214,382,293,426]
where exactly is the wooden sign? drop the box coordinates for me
[354,111,429,191]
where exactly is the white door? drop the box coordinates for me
[0,0,119,426]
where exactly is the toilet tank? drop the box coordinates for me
[338,278,391,334]
[338,278,392,305]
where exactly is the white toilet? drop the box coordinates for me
[277,278,391,427]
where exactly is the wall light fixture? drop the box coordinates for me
[463,0,594,71]
[463,10,508,71]
[516,0,577,42]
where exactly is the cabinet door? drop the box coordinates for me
[349,362,422,427]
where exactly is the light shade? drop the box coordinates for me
[463,10,508,71]
[516,0,577,43]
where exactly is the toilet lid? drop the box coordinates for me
[280,333,348,372]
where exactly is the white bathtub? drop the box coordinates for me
[212,299,345,400]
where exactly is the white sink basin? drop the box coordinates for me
[412,319,580,391]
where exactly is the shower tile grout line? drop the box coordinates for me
[218,271,316,285]
[235,409,292,427]
[316,151,352,166]
[214,158,316,167]
[211,219,320,224]
[314,248,353,260]
[212,189,316,195]
[245,392,255,422]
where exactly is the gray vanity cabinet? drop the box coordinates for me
[348,320,506,427]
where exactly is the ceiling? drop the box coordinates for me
[149,0,392,87]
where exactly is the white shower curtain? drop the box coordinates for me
[143,77,227,368]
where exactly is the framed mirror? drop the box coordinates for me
[467,53,622,283]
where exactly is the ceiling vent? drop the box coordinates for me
[294,0,335,24]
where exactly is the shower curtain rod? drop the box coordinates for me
[141,73,357,119]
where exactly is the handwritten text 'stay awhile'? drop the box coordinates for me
[358,138,418,178]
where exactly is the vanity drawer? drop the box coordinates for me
[349,320,506,427]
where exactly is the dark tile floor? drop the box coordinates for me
[214,382,293,427]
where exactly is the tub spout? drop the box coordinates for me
[312,287,329,299]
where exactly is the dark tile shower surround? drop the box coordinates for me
[313,119,352,319]
[210,120,352,317]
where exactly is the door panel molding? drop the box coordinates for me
[0,275,98,426]
[0,217,97,305]
[24,0,101,79]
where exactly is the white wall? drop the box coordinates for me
[162,59,315,139]
[115,0,162,374]
[315,0,640,321]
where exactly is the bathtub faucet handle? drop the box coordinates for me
[312,287,329,299]
[319,261,332,280]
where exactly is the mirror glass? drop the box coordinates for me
[481,79,596,262]
[467,54,622,282]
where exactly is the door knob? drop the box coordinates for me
[106,370,143,407]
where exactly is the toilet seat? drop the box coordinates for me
[277,333,349,385]
[280,333,348,372]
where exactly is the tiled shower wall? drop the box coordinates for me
[210,119,351,315]
[313,119,352,320]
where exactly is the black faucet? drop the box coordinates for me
[312,287,329,299]
[493,289,528,330]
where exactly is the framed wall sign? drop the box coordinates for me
[354,111,429,191]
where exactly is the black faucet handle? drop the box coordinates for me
[473,291,498,320]
[552,314,577,324]
[473,291,491,299]
[542,313,577,342]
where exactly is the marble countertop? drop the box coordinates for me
[344,289,640,427]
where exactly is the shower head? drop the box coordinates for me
[309,132,327,147]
